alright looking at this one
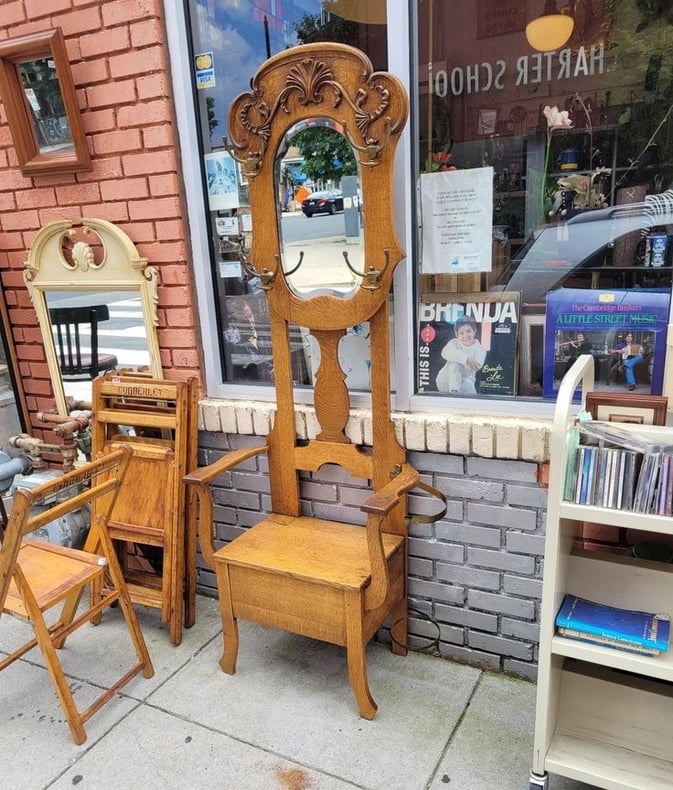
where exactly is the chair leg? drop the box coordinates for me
[390,593,408,657]
[216,562,239,674]
[31,608,87,744]
[168,539,184,647]
[83,526,104,626]
[345,591,377,719]
[51,587,86,649]
[183,491,197,630]
[111,589,155,681]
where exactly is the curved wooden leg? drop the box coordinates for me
[345,591,377,719]
[390,593,408,657]
[216,561,239,674]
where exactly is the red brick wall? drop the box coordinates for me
[0,1,202,432]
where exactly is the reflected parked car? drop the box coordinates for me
[493,196,673,303]
[301,189,344,217]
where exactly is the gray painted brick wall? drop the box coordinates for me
[195,431,548,681]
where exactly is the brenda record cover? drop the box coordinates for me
[418,292,519,396]
[544,288,671,399]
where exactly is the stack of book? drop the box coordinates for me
[564,422,673,514]
[555,593,671,656]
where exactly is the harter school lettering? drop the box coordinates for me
[431,44,605,97]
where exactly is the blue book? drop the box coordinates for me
[555,594,671,652]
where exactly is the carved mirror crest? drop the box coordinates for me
[23,218,162,416]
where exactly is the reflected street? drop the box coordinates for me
[280,211,347,243]
[279,211,364,293]
[47,291,150,366]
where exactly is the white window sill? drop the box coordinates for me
[197,399,552,462]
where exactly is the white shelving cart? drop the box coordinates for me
[530,354,673,790]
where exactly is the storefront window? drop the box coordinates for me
[185,0,387,389]
[416,0,673,400]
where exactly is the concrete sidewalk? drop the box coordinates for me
[2,595,594,790]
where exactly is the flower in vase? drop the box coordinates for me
[542,105,574,216]
[431,151,457,172]
[543,105,573,130]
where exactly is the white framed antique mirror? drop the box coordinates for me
[23,217,162,416]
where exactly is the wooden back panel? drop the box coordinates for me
[104,437,176,534]
[227,44,409,531]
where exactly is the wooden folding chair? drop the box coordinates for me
[86,375,198,645]
[0,447,154,744]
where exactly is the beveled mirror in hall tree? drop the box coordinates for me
[274,118,364,298]
[23,218,162,416]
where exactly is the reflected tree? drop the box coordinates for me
[294,11,359,46]
[290,126,357,184]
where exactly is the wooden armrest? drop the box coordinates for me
[184,444,268,570]
[361,464,420,516]
[184,445,269,486]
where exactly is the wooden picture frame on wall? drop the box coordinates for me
[520,313,545,396]
[0,28,91,176]
[585,392,668,426]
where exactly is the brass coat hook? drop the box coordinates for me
[341,117,393,167]
[238,251,278,290]
[280,251,304,277]
[342,248,391,291]
[223,136,265,178]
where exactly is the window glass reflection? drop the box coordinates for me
[188,0,387,386]
[18,57,73,154]
[416,0,673,400]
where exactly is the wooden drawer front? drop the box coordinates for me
[229,564,346,645]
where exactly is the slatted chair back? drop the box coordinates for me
[49,304,118,379]
[86,374,198,645]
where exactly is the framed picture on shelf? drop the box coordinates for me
[585,392,668,425]
[520,313,545,396]
[477,108,498,135]
[525,109,540,132]
[418,291,519,396]
[476,0,525,37]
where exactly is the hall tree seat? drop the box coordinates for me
[185,42,444,718]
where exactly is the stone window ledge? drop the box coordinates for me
[198,399,552,462]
